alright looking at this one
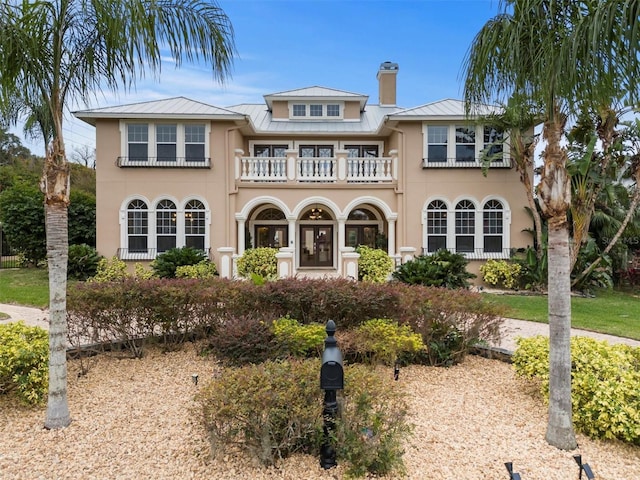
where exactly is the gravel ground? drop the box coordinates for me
[1,343,639,480]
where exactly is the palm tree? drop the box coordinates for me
[0,0,235,430]
[463,0,639,449]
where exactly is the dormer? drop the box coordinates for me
[263,86,368,121]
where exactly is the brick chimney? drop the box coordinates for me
[377,61,399,106]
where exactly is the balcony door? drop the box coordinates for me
[300,226,333,267]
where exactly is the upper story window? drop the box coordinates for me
[289,103,342,119]
[185,125,206,162]
[255,145,287,157]
[423,123,508,167]
[156,124,177,162]
[483,126,504,159]
[345,145,379,157]
[427,126,448,163]
[310,104,323,116]
[455,125,476,162]
[327,104,340,117]
[293,104,306,117]
[121,122,210,168]
[300,145,334,157]
[128,124,149,162]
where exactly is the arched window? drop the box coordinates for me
[426,200,448,252]
[253,207,287,248]
[455,200,475,253]
[127,199,148,253]
[185,199,206,251]
[346,208,379,248]
[483,200,504,253]
[156,199,177,253]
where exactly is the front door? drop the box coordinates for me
[300,225,333,267]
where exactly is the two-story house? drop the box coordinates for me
[74,62,532,280]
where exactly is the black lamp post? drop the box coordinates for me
[505,462,522,480]
[320,319,344,469]
[574,455,595,479]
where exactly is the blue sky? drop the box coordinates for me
[13,0,502,156]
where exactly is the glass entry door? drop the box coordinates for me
[300,226,333,267]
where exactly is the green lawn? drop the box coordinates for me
[0,268,50,308]
[485,289,640,341]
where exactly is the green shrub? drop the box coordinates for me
[479,259,522,290]
[392,250,476,289]
[236,247,278,280]
[133,262,155,279]
[272,317,326,357]
[197,358,411,477]
[343,318,424,365]
[0,321,49,404]
[513,336,640,444]
[89,256,129,282]
[355,245,394,283]
[67,243,103,280]
[151,247,207,278]
[175,260,218,279]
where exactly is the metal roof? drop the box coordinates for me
[73,96,245,125]
[389,98,501,119]
[231,103,397,134]
[263,86,369,110]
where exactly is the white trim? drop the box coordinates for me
[119,120,210,161]
[288,101,344,120]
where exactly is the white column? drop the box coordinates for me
[237,218,246,255]
[337,217,346,274]
[217,247,235,279]
[387,218,396,257]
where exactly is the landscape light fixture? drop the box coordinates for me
[192,373,198,386]
[394,364,400,381]
[504,462,522,480]
[574,455,595,479]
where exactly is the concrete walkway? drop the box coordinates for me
[1,302,639,353]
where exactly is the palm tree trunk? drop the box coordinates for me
[545,216,577,450]
[538,107,577,450]
[42,138,71,430]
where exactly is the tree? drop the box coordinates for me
[463,0,639,450]
[69,145,95,169]
[0,0,235,429]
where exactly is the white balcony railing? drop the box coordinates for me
[236,150,397,184]
[422,158,512,168]
[240,157,287,181]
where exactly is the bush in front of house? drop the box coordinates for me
[151,246,208,278]
[513,336,640,445]
[236,247,278,280]
[392,249,476,289]
[0,321,49,404]
[197,358,411,477]
[479,259,522,290]
[271,317,326,357]
[355,245,395,283]
[67,243,103,280]
[175,260,218,279]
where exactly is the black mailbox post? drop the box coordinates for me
[320,319,343,469]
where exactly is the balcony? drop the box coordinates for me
[237,149,397,184]
[422,247,512,260]
[422,157,511,169]
[117,157,211,168]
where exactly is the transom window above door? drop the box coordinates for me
[299,145,334,157]
[345,145,379,157]
[254,145,287,157]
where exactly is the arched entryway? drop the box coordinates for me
[299,206,334,267]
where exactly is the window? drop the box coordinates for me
[156,199,177,252]
[346,208,379,248]
[327,104,340,117]
[255,145,287,157]
[345,145,379,157]
[310,104,323,117]
[293,104,306,117]
[455,200,475,253]
[456,125,475,162]
[483,200,504,253]
[427,200,448,252]
[128,124,148,162]
[483,126,504,159]
[427,126,448,162]
[185,124,205,162]
[299,145,334,157]
[127,199,148,252]
[156,124,177,162]
[184,200,206,250]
